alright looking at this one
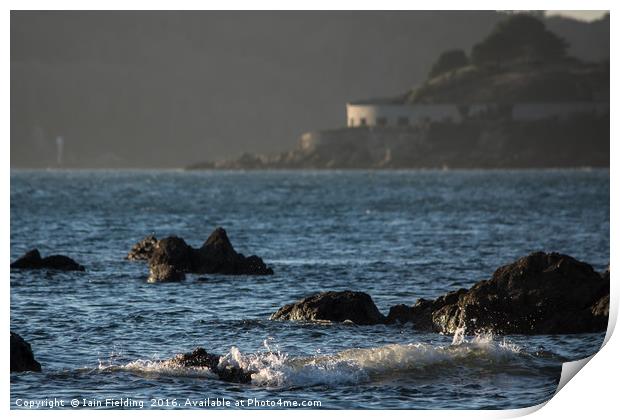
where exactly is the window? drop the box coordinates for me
[360,118,367,126]
[397,117,409,126]
[376,117,388,126]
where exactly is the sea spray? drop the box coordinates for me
[97,334,534,388]
[452,326,467,345]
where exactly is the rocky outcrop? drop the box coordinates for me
[154,228,274,275]
[170,348,254,383]
[10,332,41,373]
[388,252,609,334]
[147,264,186,283]
[126,235,158,261]
[133,227,273,282]
[11,249,85,272]
[270,253,609,334]
[270,291,386,325]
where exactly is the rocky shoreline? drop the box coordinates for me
[187,116,609,170]
[271,252,609,335]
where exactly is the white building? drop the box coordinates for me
[346,99,609,128]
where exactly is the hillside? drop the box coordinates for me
[11,11,610,168]
[187,14,610,171]
[406,60,609,104]
[404,14,609,104]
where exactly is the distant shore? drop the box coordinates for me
[187,114,609,171]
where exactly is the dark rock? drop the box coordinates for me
[10,249,42,269]
[171,347,254,383]
[601,265,610,283]
[388,252,609,334]
[270,291,386,325]
[149,236,195,272]
[11,249,85,271]
[386,304,414,323]
[199,227,238,266]
[10,332,41,373]
[591,266,610,320]
[387,289,470,330]
[193,228,274,275]
[127,235,158,261]
[148,264,186,283]
[147,228,273,276]
[387,298,433,330]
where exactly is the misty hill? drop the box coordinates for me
[11,11,609,168]
[187,14,609,170]
[406,14,609,104]
[405,60,609,104]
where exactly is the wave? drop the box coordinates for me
[97,332,555,388]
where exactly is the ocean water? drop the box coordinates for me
[10,169,609,410]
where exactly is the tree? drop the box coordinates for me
[471,14,568,65]
[428,49,469,78]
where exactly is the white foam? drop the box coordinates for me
[97,332,525,387]
[228,332,525,387]
[98,357,218,379]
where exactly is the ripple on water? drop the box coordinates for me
[10,170,609,409]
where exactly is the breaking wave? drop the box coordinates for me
[98,332,553,388]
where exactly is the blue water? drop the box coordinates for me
[10,169,609,409]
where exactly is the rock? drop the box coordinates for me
[147,228,273,276]
[591,295,609,318]
[149,236,195,272]
[10,249,42,269]
[127,235,158,260]
[193,228,274,275]
[270,291,386,325]
[387,299,433,330]
[148,264,186,283]
[591,266,610,319]
[601,265,610,283]
[10,332,41,372]
[11,249,85,271]
[171,347,254,383]
[388,252,609,334]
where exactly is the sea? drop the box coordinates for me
[10,169,609,409]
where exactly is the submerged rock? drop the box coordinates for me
[148,264,186,283]
[171,348,254,383]
[388,252,610,334]
[146,227,273,276]
[270,291,386,325]
[127,235,158,261]
[11,249,85,272]
[10,332,41,373]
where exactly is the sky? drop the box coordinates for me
[546,10,608,21]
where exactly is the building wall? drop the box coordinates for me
[346,104,462,127]
[346,102,609,127]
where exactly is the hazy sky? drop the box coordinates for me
[546,10,608,21]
